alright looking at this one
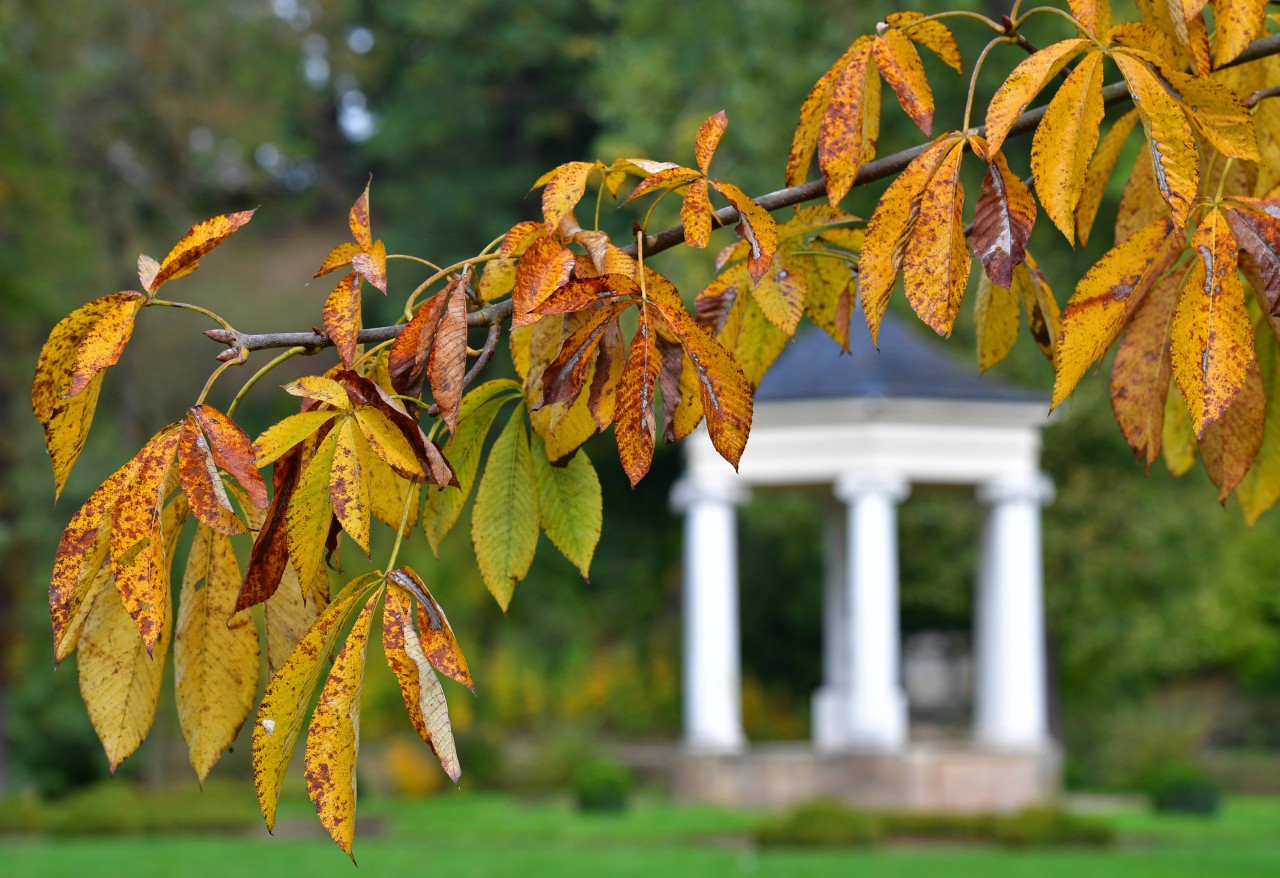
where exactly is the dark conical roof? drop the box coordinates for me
[754,314,1046,404]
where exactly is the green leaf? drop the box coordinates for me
[470,411,538,611]
[531,436,602,579]
[423,379,520,555]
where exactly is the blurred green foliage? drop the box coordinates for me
[4,0,1280,799]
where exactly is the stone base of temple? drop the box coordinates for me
[671,742,1061,812]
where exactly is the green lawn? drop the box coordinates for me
[3,792,1280,877]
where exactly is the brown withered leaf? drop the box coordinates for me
[389,287,451,397]
[1053,216,1180,409]
[1225,199,1280,313]
[512,236,574,327]
[1110,265,1182,467]
[337,370,453,487]
[387,567,473,690]
[176,523,260,782]
[305,588,379,860]
[615,306,662,487]
[1031,51,1104,244]
[1200,357,1265,501]
[177,415,245,535]
[323,273,362,367]
[532,273,639,316]
[902,138,968,336]
[1171,208,1256,436]
[874,28,933,135]
[588,317,626,430]
[540,300,631,409]
[383,582,461,783]
[648,281,754,470]
[148,210,256,294]
[970,142,1036,288]
[189,404,267,507]
[237,444,303,612]
[111,425,182,653]
[429,277,469,432]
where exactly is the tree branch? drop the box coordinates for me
[212,31,1280,357]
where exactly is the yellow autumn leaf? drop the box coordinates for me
[1077,110,1139,247]
[974,272,1020,372]
[1199,358,1265,501]
[982,39,1091,155]
[175,524,260,782]
[286,428,339,596]
[149,210,255,293]
[77,496,186,772]
[786,39,867,188]
[885,12,963,74]
[1053,216,1180,408]
[818,37,876,205]
[1237,323,1280,523]
[283,375,354,410]
[50,458,139,662]
[535,160,595,233]
[1110,264,1182,467]
[874,27,933,135]
[1171,208,1256,436]
[330,419,371,554]
[856,135,959,342]
[1209,0,1264,67]
[110,425,182,653]
[253,409,342,468]
[1163,382,1199,475]
[305,589,380,860]
[1031,51,1104,244]
[253,573,380,832]
[1112,50,1200,230]
[902,139,968,336]
[264,562,323,679]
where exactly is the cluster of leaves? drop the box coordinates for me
[29,0,1280,858]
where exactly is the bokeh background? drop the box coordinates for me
[4,0,1280,816]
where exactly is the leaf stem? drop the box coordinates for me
[1213,158,1237,204]
[148,298,236,333]
[383,477,418,574]
[895,9,1002,35]
[195,356,242,406]
[348,338,395,372]
[226,346,307,418]
[403,253,501,321]
[594,174,606,231]
[963,36,1014,134]
[388,254,445,273]
[1013,6,1095,43]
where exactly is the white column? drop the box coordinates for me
[974,473,1055,749]
[671,474,749,753]
[834,471,910,752]
[812,500,849,750]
